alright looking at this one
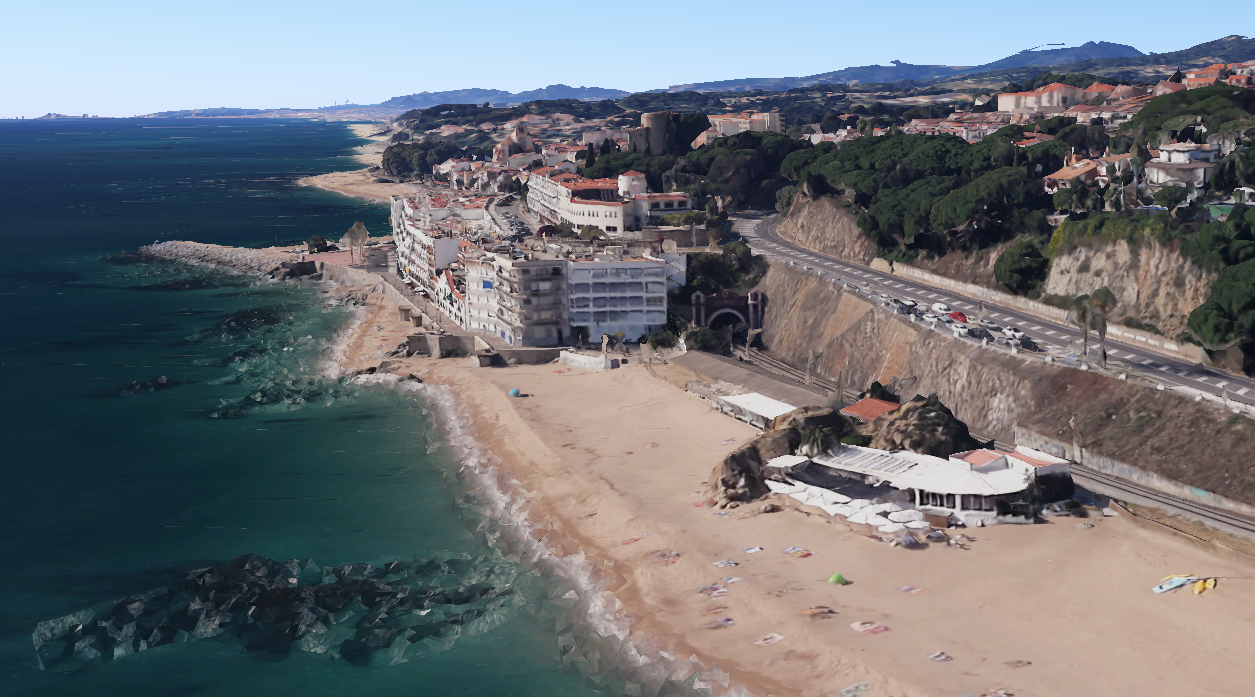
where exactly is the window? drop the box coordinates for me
[606,226,617,232]
[650,202,660,210]
[664,201,674,209]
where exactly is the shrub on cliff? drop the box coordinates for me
[1188,258,1255,358]
[994,239,1049,295]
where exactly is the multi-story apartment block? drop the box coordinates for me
[566,251,669,342]
[390,192,493,296]
[524,169,692,235]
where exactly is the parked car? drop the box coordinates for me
[922,313,940,324]
[978,318,1000,330]
[895,299,918,315]
[931,302,951,315]
[1003,326,1025,340]
[947,312,968,324]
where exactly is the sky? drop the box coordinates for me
[2,0,1243,118]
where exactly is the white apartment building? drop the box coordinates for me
[390,192,491,296]
[525,169,692,235]
[566,252,668,341]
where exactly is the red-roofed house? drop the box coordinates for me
[839,398,900,424]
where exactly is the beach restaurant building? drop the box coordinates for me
[809,444,1071,525]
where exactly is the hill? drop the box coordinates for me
[378,84,628,111]
[944,35,1255,86]
[665,41,1143,92]
[971,41,1143,73]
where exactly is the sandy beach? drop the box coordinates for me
[299,123,423,203]
[328,284,1255,697]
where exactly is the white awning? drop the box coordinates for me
[720,393,797,420]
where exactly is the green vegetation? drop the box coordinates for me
[1045,212,1171,258]
[580,152,678,194]
[647,330,677,350]
[1179,201,1255,271]
[1120,85,1255,141]
[994,239,1049,294]
[380,141,491,176]
[397,99,624,127]
[1187,259,1255,353]
[582,131,809,209]
[794,132,1056,252]
[1185,203,1255,370]
[679,241,765,302]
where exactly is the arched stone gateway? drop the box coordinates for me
[692,289,762,329]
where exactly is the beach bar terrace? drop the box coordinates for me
[808,444,1072,526]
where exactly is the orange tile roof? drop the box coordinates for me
[839,398,899,423]
[621,170,645,177]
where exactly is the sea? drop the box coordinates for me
[0,119,614,696]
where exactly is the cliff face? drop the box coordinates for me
[1043,239,1216,339]
[753,262,1255,505]
[776,195,876,264]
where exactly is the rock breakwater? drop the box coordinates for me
[139,241,289,275]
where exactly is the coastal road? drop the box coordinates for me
[732,212,1255,409]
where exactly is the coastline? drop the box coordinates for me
[141,243,1255,697]
[298,122,423,204]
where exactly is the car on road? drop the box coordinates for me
[1003,326,1025,340]
[931,302,951,315]
[895,299,918,315]
[922,313,940,324]
[978,318,1001,331]
[947,311,968,324]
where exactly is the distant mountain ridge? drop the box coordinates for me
[666,41,1143,91]
[377,84,628,110]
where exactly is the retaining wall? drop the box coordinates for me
[1015,426,1255,519]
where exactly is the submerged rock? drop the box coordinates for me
[33,554,523,671]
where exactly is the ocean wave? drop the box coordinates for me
[415,378,758,697]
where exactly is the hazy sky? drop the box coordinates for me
[3,1,1240,117]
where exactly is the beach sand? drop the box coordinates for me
[335,287,1255,697]
[299,123,421,203]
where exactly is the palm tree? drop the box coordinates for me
[1069,294,1094,364]
[1089,286,1118,367]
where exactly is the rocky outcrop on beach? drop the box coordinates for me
[705,406,844,508]
[864,393,985,459]
[139,241,289,275]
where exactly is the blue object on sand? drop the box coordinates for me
[508,388,520,397]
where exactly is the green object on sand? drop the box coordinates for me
[828,573,848,585]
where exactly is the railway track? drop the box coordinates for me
[1070,464,1255,539]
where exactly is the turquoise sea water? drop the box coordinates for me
[0,120,602,696]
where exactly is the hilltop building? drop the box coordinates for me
[691,111,783,149]
[523,168,692,234]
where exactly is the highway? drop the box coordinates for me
[733,212,1255,409]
